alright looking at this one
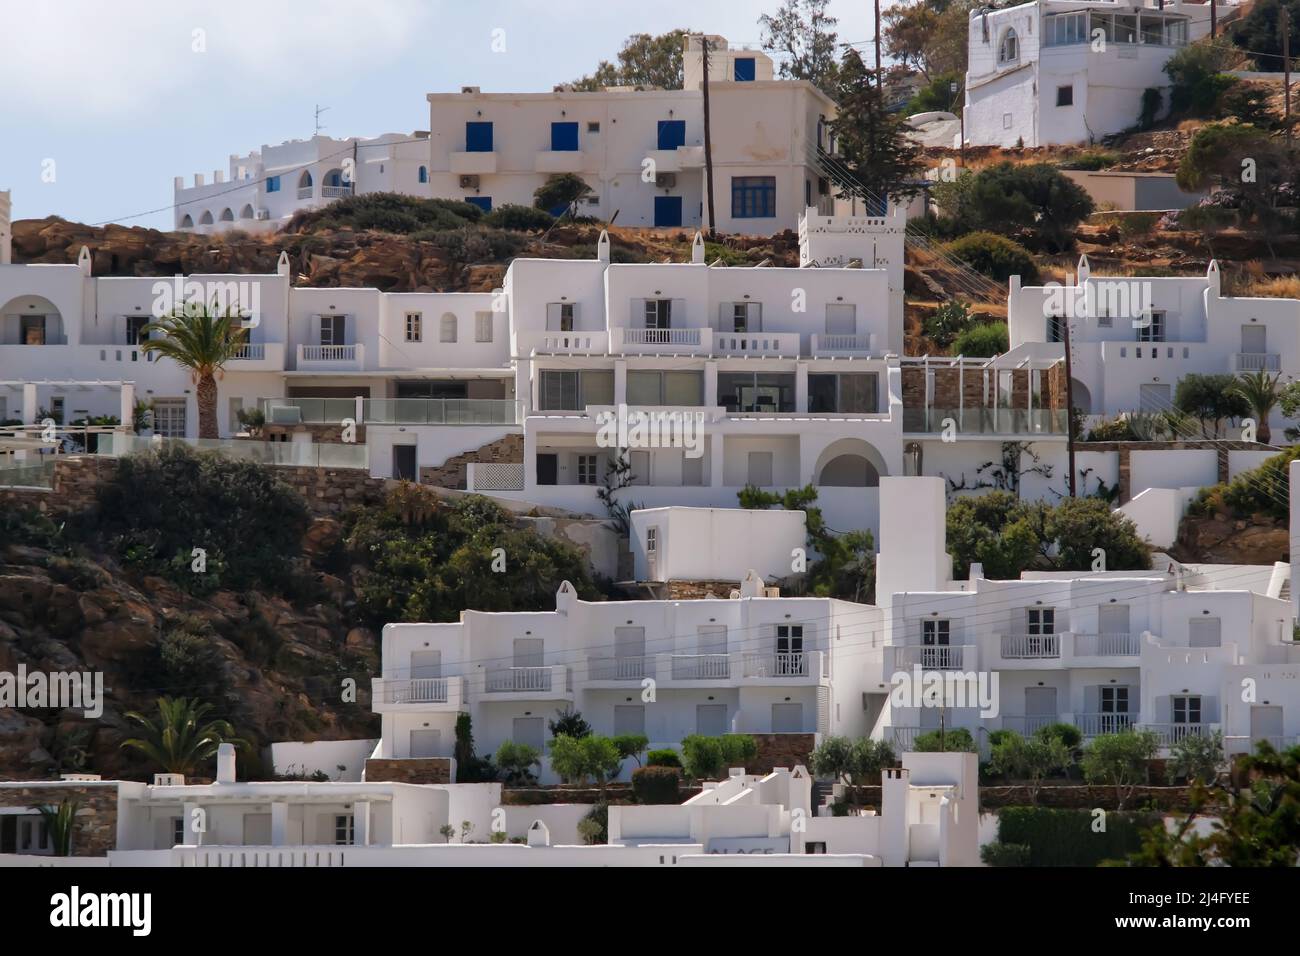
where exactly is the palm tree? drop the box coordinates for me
[1229,369,1283,445]
[120,697,248,777]
[36,797,80,856]
[140,300,249,439]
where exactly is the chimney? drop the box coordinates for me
[215,742,237,783]
[597,229,611,264]
[0,189,11,265]
[691,231,705,263]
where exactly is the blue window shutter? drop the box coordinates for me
[551,122,579,151]
[730,176,776,218]
[418,166,428,183]
[657,120,686,150]
[267,176,280,193]
[734,57,756,81]
[466,122,493,152]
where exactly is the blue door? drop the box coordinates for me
[657,120,686,150]
[466,122,493,152]
[551,122,579,151]
[654,196,683,227]
[466,196,492,212]
[733,57,756,81]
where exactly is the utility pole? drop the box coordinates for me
[1285,6,1293,146]
[1211,0,1217,38]
[874,0,883,87]
[1063,308,1077,497]
[701,35,717,239]
[314,104,330,137]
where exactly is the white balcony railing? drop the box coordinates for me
[1000,634,1061,660]
[743,651,811,679]
[1074,712,1136,737]
[1001,714,1058,736]
[1233,352,1281,372]
[1073,632,1140,657]
[811,333,874,355]
[231,343,266,361]
[1142,722,1211,747]
[712,332,799,357]
[586,656,652,681]
[621,327,703,348]
[385,678,449,704]
[485,666,554,694]
[894,645,971,670]
[298,344,361,365]
[321,185,351,199]
[670,654,731,680]
[297,187,313,200]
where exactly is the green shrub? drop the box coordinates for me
[924,300,972,349]
[646,748,683,768]
[1176,204,1236,233]
[288,192,483,234]
[1164,40,1237,118]
[577,801,608,844]
[996,806,1161,866]
[1189,445,1300,520]
[943,232,1039,284]
[1061,151,1119,171]
[482,203,555,231]
[91,444,311,593]
[912,728,977,752]
[632,765,682,804]
[950,321,1008,357]
[1035,722,1082,749]
[1086,416,1139,442]
[680,734,758,779]
[933,163,1093,252]
[494,741,542,786]
[980,842,1031,866]
[0,508,66,553]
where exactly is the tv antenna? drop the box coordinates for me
[314,104,330,136]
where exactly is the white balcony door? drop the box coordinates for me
[409,729,442,758]
[696,704,727,736]
[772,703,803,733]
[1188,618,1221,648]
[242,813,272,845]
[747,451,774,487]
[697,625,727,656]
[1250,705,1283,742]
[1098,603,1129,638]
[1024,686,1057,718]
[513,638,544,668]
[614,705,646,737]
[1241,324,1266,353]
[410,650,442,679]
[614,626,646,678]
[512,717,544,751]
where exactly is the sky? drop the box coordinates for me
[0,0,881,230]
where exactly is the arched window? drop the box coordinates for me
[418,165,428,184]
[999,27,1019,64]
[239,204,255,219]
[220,208,234,221]
[199,210,214,225]
[179,214,194,228]
[298,171,313,188]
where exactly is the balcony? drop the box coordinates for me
[363,398,520,426]
[1141,722,1215,748]
[1224,734,1299,757]
[580,652,824,688]
[535,151,586,174]
[371,676,464,713]
[482,665,571,699]
[586,656,653,683]
[450,151,498,175]
[1072,632,1140,658]
[228,342,286,370]
[669,654,731,681]
[321,185,352,199]
[1074,712,1136,738]
[646,146,705,173]
[297,187,313,200]
[1232,352,1281,372]
[999,634,1061,661]
[517,330,609,355]
[742,651,824,681]
[904,406,1069,437]
[613,326,709,355]
[712,331,800,357]
[891,644,976,671]
[297,343,365,371]
[811,333,876,356]
[1001,714,1059,736]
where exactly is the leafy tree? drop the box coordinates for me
[612,733,650,768]
[913,727,977,752]
[1043,496,1150,572]
[140,299,250,439]
[120,697,248,777]
[809,736,895,802]
[1176,124,1292,250]
[933,163,1094,253]
[1174,372,1251,438]
[827,49,925,206]
[1080,730,1159,810]
[548,706,592,740]
[942,232,1039,283]
[36,798,80,856]
[533,173,592,217]
[560,29,689,90]
[1132,741,1300,866]
[1166,730,1225,786]
[494,741,541,786]
[1163,39,1238,118]
[759,0,841,96]
[548,734,622,796]
[681,734,758,780]
[904,71,963,116]
[989,731,1072,804]
[1229,370,1283,445]
[883,0,974,81]
[950,321,1008,358]
[923,300,971,349]
[1230,0,1300,71]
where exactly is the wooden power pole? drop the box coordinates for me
[1285,6,1293,145]
[874,0,883,86]
[1211,0,1217,38]
[701,35,717,239]
[1063,310,1077,498]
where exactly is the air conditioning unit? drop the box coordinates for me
[655,173,677,189]
[461,85,481,94]
[153,773,185,786]
[762,586,781,598]
[459,175,480,189]
[254,209,270,220]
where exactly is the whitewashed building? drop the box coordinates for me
[964,0,1215,148]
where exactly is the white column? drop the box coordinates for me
[353,801,371,847]
[120,382,135,431]
[21,383,37,424]
[795,362,809,413]
[614,360,628,406]
[704,360,718,407]
[709,430,725,487]
[271,801,289,847]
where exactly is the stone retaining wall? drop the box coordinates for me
[0,783,120,856]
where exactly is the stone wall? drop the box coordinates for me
[748,733,817,775]
[1082,439,1264,503]
[0,783,120,856]
[262,424,367,445]
[363,758,452,784]
[900,364,1068,413]
[664,580,742,600]
[420,433,523,490]
[274,466,389,515]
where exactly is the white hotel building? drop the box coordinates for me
[964,0,1215,148]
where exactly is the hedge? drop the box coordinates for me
[632,766,682,804]
[996,805,1161,866]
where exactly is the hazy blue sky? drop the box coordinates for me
[0,0,880,229]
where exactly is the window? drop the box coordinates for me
[466,121,493,152]
[587,121,601,133]
[626,370,704,406]
[418,165,428,184]
[267,175,280,193]
[18,818,52,854]
[1172,695,1202,725]
[21,315,45,345]
[405,312,422,342]
[727,302,762,333]
[126,315,148,345]
[614,704,646,736]
[172,817,185,846]
[538,369,614,410]
[547,303,575,331]
[475,312,493,343]
[1027,607,1055,635]
[334,814,355,846]
[1045,12,1087,46]
[731,176,776,219]
[733,56,756,81]
[825,303,857,335]
[921,618,952,668]
[152,400,187,438]
[320,314,346,346]
[51,397,64,422]
[466,196,492,212]
[1136,310,1165,343]
[513,716,545,751]
[1047,315,1065,342]
[1056,85,1074,108]
[440,313,458,343]
[657,119,686,150]
[228,397,244,430]
[776,624,805,675]
[644,299,673,329]
[998,27,1019,63]
[576,454,598,485]
[808,373,879,413]
[718,371,796,413]
[551,122,580,152]
[1003,112,1013,130]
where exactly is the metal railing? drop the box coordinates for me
[300,344,358,363]
[363,398,519,425]
[1232,352,1281,372]
[743,652,810,678]
[1074,712,1136,737]
[586,656,651,681]
[1000,634,1061,660]
[484,666,553,693]
[670,654,731,680]
[1073,632,1140,657]
[622,327,703,347]
[374,678,450,705]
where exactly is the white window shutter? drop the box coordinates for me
[671,298,687,327]
[718,302,730,331]
[546,303,561,331]
[749,302,763,332]
[631,298,646,326]
[570,302,580,326]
